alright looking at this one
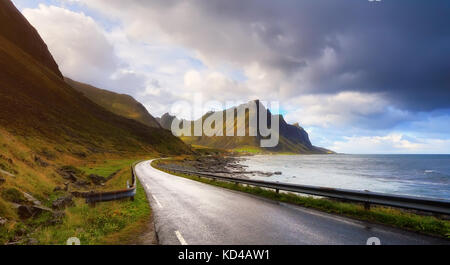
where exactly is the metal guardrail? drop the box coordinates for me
[85,161,141,204]
[163,167,450,215]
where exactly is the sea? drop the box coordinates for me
[238,154,450,200]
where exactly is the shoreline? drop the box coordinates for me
[152,159,450,239]
[158,153,450,201]
[156,155,280,179]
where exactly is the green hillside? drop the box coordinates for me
[65,78,161,128]
[158,101,332,154]
[0,0,189,244]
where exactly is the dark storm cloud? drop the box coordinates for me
[82,0,450,111]
[196,0,450,111]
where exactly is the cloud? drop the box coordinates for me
[22,5,120,87]
[330,133,450,154]
[183,70,249,101]
[284,92,412,129]
[21,4,179,113]
[67,0,450,111]
[17,1,450,153]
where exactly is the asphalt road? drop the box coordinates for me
[135,160,448,245]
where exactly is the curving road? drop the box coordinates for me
[135,160,448,245]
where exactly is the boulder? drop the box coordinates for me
[57,171,78,182]
[74,180,90,187]
[23,192,42,206]
[57,166,82,182]
[0,217,7,226]
[88,174,105,185]
[17,205,53,219]
[66,173,78,182]
[17,205,33,219]
[47,211,65,225]
[52,196,74,210]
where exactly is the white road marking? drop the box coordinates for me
[152,194,163,208]
[145,184,150,189]
[280,202,366,228]
[175,230,188,245]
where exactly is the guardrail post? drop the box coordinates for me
[88,191,96,207]
[364,202,371,211]
[276,189,280,194]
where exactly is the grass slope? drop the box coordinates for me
[0,34,189,156]
[65,77,161,128]
[163,102,331,154]
[0,1,189,244]
[0,0,62,78]
[29,159,153,245]
[1,158,153,245]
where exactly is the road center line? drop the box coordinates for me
[175,230,188,245]
[152,194,163,208]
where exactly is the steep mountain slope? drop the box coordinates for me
[64,77,161,128]
[0,36,188,155]
[158,100,332,154]
[157,113,177,131]
[0,0,62,78]
[0,0,190,227]
[0,0,188,156]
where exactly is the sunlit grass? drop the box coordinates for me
[232,146,263,154]
[79,158,136,178]
[0,149,153,244]
[31,176,151,245]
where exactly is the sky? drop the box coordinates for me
[11,0,450,154]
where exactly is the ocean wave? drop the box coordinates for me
[240,155,450,199]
